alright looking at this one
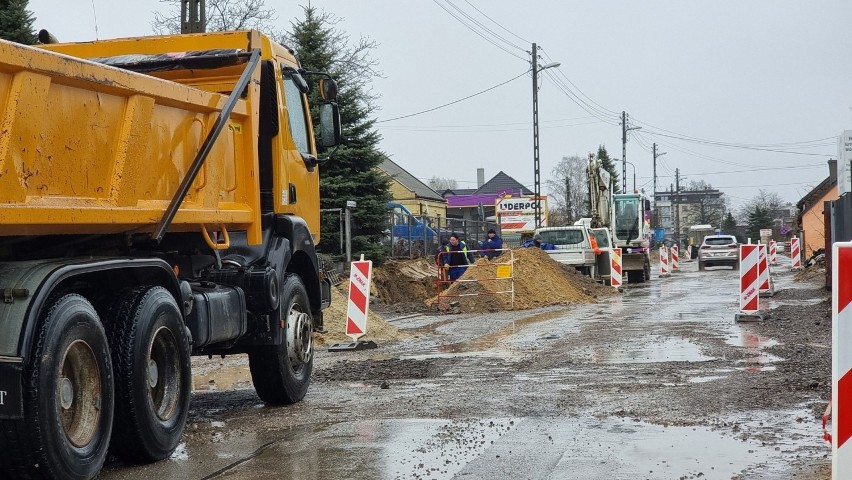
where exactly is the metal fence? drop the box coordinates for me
[384,212,501,259]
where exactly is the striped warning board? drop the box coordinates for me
[791,237,803,269]
[685,245,693,262]
[610,248,622,288]
[757,243,773,296]
[833,242,852,477]
[671,245,680,271]
[659,246,670,278]
[346,259,373,341]
[739,244,760,314]
[769,240,778,266]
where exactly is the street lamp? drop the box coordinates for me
[532,43,561,228]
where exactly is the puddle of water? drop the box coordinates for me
[402,310,570,360]
[193,364,254,391]
[588,335,715,364]
[258,416,780,479]
[725,329,779,349]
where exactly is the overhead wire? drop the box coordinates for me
[462,0,530,45]
[539,48,623,120]
[442,0,527,54]
[376,70,529,123]
[431,0,527,62]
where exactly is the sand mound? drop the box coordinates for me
[314,284,406,346]
[372,257,437,303]
[428,247,612,313]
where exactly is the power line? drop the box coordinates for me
[462,0,530,45]
[442,0,526,53]
[642,129,835,156]
[378,119,606,133]
[377,115,596,129]
[376,70,529,123]
[432,0,527,62]
[539,48,622,121]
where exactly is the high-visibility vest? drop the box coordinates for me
[444,242,471,265]
[589,233,602,255]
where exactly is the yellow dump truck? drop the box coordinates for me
[0,29,341,478]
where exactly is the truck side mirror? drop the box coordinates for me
[318,102,342,148]
[318,78,338,101]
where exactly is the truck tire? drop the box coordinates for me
[248,274,313,404]
[0,294,113,480]
[107,286,191,463]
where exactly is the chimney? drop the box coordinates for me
[477,168,485,188]
[829,158,837,182]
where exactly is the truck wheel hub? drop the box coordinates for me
[60,377,74,409]
[148,359,159,388]
[287,310,313,366]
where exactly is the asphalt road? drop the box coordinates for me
[100,254,831,480]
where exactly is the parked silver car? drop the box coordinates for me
[698,235,739,271]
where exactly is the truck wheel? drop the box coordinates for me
[107,287,191,463]
[249,274,313,404]
[0,294,113,479]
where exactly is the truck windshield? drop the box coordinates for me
[614,196,639,241]
[539,229,585,245]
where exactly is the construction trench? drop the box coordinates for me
[100,249,831,479]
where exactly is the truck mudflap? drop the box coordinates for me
[622,253,646,271]
[0,358,23,419]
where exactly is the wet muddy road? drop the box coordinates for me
[101,256,831,479]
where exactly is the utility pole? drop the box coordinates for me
[181,0,206,33]
[530,44,561,229]
[652,143,666,227]
[621,111,641,194]
[565,176,571,223]
[532,43,541,228]
[675,168,681,247]
[621,111,627,194]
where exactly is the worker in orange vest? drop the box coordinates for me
[588,231,602,256]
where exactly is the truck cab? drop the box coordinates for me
[535,226,598,277]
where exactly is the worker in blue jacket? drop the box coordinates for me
[479,229,503,259]
[441,233,475,281]
[522,233,556,250]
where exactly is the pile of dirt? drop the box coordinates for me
[314,284,406,346]
[794,264,826,282]
[429,247,612,313]
[371,257,437,305]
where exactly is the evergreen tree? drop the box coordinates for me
[722,212,737,233]
[596,145,620,193]
[288,7,391,263]
[746,207,772,242]
[0,0,37,45]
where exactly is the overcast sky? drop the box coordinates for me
[28,0,852,211]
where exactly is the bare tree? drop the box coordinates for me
[737,189,785,224]
[545,155,588,225]
[427,176,457,192]
[151,0,282,37]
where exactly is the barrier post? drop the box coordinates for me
[758,243,775,297]
[610,247,622,290]
[791,236,803,270]
[659,245,670,278]
[735,244,764,322]
[684,245,693,262]
[671,245,680,271]
[769,240,778,266]
[832,242,852,478]
[329,255,379,352]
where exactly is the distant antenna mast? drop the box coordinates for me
[181,0,207,34]
[90,0,99,39]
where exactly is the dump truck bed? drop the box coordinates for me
[0,31,278,243]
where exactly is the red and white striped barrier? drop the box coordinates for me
[671,245,680,271]
[659,246,670,278]
[791,237,802,269]
[610,248,622,289]
[329,256,379,352]
[758,243,774,297]
[345,257,373,341]
[684,245,693,262]
[832,241,852,477]
[735,244,763,322]
[769,240,778,266]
